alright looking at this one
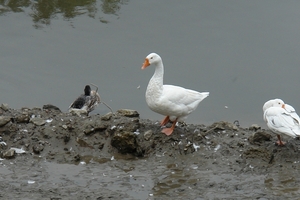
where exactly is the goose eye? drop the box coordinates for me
[150,57,153,59]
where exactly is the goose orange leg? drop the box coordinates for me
[276,135,286,146]
[161,119,177,136]
[160,116,170,126]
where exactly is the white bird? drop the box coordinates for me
[69,85,100,115]
[263,99,300,146]
[141,53,209,135]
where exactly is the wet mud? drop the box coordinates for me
[0,104,300,199]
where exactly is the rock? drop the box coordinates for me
[32,107,42,111]
[30,118,46,126]
[32,144,44,154]
[111,131,143,156]
[16,113,30,123]
[144,130,153,141]
[76,138,94,149]
[248,131,272,145]
[249,124,261,131]
[43,104,61,112]
[94,123,109,132]
[69,108,88,116]
[101,112,113,121]
[83,121,108,135]
[116,109,139,118]
[84,126,95,135]
[42,129,53,139]
[3,149,15,159]
[0,116,11,127]
[0,103,9,111]
[208,121,239,131]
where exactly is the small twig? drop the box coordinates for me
[101,101,113,113]
[90,83,98,93]
[205,125,218,134]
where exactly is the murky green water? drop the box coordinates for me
[2,1,300,127]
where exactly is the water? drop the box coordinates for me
[1,151,296,199]
[2,0,300,128]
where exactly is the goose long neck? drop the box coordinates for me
[150,61,164,89]
[145,58,164,106]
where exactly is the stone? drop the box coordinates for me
[0,116,11,127]
[32,144,44,154]
[116,109,139,118]
[208,121,239,131]
[84,127,95,135]
[248,131,272,145]
[69,108,88,116]
[0,103,9,111]
[3,149,15,158]
[76,137,94,149]
[43,104,61,112]
[101,112,113,121]
[94,123,109,131]
[111,132,137,150]
[144,130,153,141]
[249,124,261,131]
[111,131,143,156]
[16,113,30,123]
[30,118,46,126]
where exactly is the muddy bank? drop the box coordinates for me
[0,104,300,199]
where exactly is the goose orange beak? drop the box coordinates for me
[141,58,150,69]
[282,104,285,109]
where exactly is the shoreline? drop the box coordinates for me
[0,104,299,199]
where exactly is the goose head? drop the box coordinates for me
[263,98,285,112]
[141,53,162,69]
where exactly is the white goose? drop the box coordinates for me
[141,53,209,135]
[263,98,300,146]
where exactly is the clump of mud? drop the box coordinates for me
[1,104,300,199]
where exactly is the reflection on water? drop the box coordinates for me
[0,0,30,13]
[0,0,128,28]
[102,0,128,15]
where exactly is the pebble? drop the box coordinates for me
[42,104,61,112]
[144,130,153,141]
[0,116,11,127]
[32,144,44,154]
[101,112,113,121]
[30,118,46,126]
[16,113,30,123]
[0,103,9,111]
[3,149,15,158]
[249,124,261,131]
[116,109,139,117]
